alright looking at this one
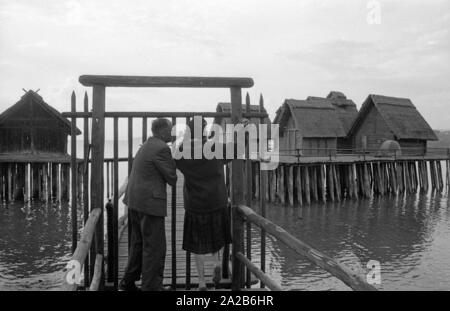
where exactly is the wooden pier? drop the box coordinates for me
[58,75,450,292]
[254,155,449,207]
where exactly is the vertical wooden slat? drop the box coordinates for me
[7,163,12,202]
[24,163,29,202]
[231,86,245,291]
[430,161,436,191]
[269,170,276,203]
[113,117,119,290]
[142,117,148,143]
[127,117,133,253]
[42,163,48,202]
[311,166,318,202]
[446,160,450,191]
[185,116,191,290]
[171,117,177,290]
[333,165,341,201]
[279,166,285,204]
[304,166,310,204]
[437,161,444,191]
[91,85,106,288]
[71,91,78,254]
[50,163,57,201]
[61,164,70,201]
[259,93,266,288]
[418,161,423,193]
[287,166,294,206]
[83,92,91,288]
[14,163,24,201]
[128,117,133,174]
[327,164,334,202]
[352,164,359,199]
[396,162,403,193]
[106,162,110,199]
[57,164,62,202]
[296,166,303,206]
[390,162,397,195]
[319,165,326,203]
[0,164,4,203]
[106,198,114,285]
[245,93,252,288]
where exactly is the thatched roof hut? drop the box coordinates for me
[214,102,270,127]
[325,91,358,134]
[274,98,346,156]
[213,102,271,143]
[305,92,357,131]
[275,99,346,138]
[348,94,438,155]
[0,90,80,160]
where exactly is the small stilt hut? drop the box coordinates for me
[213,102,271,149]
[348,94,438,155]
[273,98,346,157]
[0,90,81,203]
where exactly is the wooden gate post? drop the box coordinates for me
[91,85,105,288]
[71,91,78,253]
[230,86,245,291]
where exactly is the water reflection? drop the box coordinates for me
[249,192,450,291]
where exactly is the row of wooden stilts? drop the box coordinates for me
[0,162,83,203]
[248,160,450,206]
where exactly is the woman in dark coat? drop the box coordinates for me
[174,117,247,290]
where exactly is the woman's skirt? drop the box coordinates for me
[182,207,231,255]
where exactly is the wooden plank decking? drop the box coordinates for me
[118,172,223,289]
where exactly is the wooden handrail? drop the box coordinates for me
[89,254,104,291]
[237,204,377,291]
[79,75,254,88]
[61,208,102,291]
[61,111,268,119]
[236,252,282,291]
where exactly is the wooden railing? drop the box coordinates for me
[278,147,450,160]
[233,204,377,291]
[61,208,102,291]
[62,75,268,291]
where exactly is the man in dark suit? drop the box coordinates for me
[119,118,177,291]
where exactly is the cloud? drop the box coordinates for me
[0,0,449,129]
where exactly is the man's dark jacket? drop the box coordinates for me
[124,137,177,217]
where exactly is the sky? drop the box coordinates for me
[0,0,449,139]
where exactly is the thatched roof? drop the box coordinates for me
[348,94,438,141]
[213,102,270,126]
[326,91,358,134]
[0,90,81,135]
[302,91,357,135]
[274,99,346,138]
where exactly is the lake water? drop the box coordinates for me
[249,192,450,291]
[1,143,449,290]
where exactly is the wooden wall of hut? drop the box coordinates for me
[0,161,83,204]
[246,159,449,207]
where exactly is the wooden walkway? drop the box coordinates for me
[118,171,222,289]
